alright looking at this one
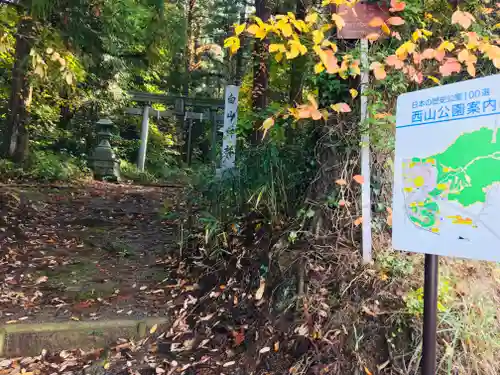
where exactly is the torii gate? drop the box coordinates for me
[126,92,225,170]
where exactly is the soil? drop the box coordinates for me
[0,181,184,323]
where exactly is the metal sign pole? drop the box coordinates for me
[422,254,439,375]
[360,38,372,264]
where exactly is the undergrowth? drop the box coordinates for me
[0,150,91,182]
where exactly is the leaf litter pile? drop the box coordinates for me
[0,182,412,375]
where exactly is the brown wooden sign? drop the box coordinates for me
[337,2,389,39]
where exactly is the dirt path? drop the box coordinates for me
[0,181,325,375]
[0,181,184,324]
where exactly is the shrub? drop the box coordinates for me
[27,150,90,181]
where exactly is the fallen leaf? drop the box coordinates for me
[259,346,271,354]
[0,360,12,368]
[199,312,216,321]
[233,330,245,346]
[349,88,358,99]
[274,341,280,351]
[353,175,364,184]
[255,278,266,300]
[335,178,347,186]
[364,367,373,375]
[377,359,391,371]
[150,324,158,334]
[354,217,363,226]
[70,316,80,321]
[362,306,377,317]
[35,276,48,284]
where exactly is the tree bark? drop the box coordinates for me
[183,0,196,97]
[3,16,33,162]
[234,3,247,86]
[251,0,270,143]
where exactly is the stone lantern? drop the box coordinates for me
[88,118,120,181]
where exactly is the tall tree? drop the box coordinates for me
[3,1,34,162]
[251,0,271,142]
[289,0,307,104]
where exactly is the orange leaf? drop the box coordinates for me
[451,10,475,30]
[330,103,352,113]
[366,33,381,42]
[434,50,445,62]
[385,54,404,69]
[353,175,364,184]
[467,62,476,77]
[439,58,461,76]
[311,108,323,120]
[421,48,435,60]
[389,0,406,12]
[413,53,422,65]
[364,366,373,375]
[368,17,384,27]
[335,178,347,185]
[323,49,339,74]
[233,330,245,346]
[387,17,405,26]
[370,62,387,80]
[354,217,363,226]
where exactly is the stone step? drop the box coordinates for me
[0,317,168,357]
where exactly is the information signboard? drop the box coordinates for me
[393,75,500,261]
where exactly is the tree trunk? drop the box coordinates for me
[3,16,33,162]
[289,0,307,105]
[183,0,196,97]
[251,0,270,143]
[234,3,247,86]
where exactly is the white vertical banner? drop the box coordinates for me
[218,85,240,173]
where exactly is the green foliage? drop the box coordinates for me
[195,130,316,247]
[406,278,454,316]
[28,150,90,181]
[120,160,157,183]
[377,250,414,277]
[0,151,90,182]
